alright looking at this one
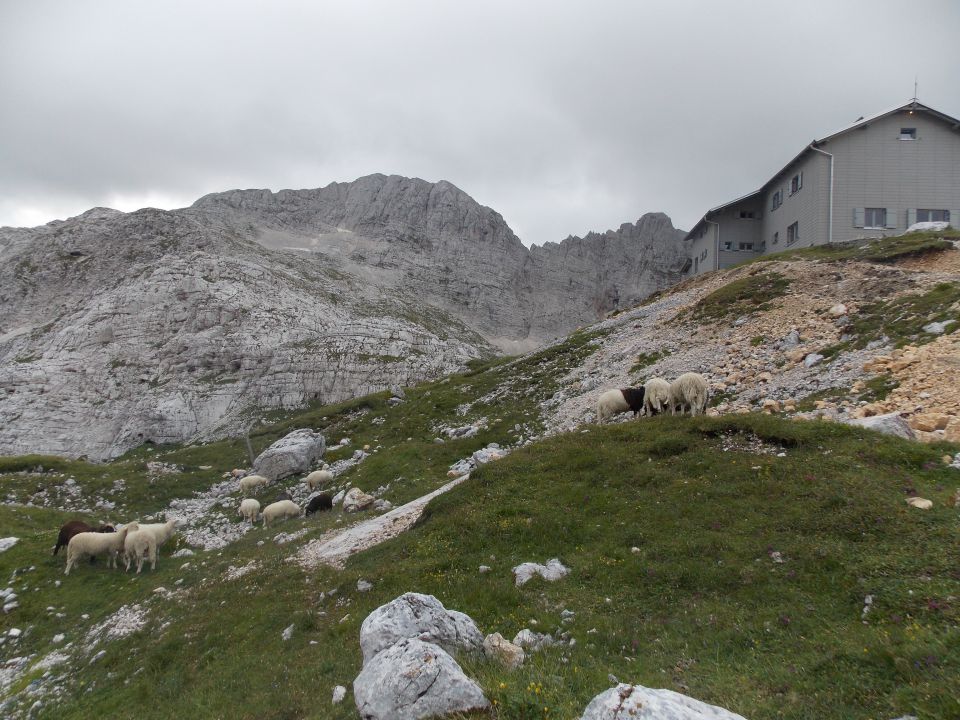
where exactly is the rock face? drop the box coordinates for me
[0,174,688,459]
[579,683,747,720]
[251,429,326,481]
[359,592,484,664]
[353,638,490,720]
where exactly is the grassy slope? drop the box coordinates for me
[0,252,958,718]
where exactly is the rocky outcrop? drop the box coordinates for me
[359,592,484,664]
[579,683,747,720]
[251,429,326,481]
[0,174,688,459]
[353,638,490,720]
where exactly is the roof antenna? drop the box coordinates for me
[913,75,919,102]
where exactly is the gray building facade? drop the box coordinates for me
[685,100,960,276]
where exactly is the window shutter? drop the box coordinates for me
[798,172,803,190]
[885,209,897,229]
[906,209,915,227]
[853,208,864,227]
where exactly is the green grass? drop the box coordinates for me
[629,349,670,374]
[687,271,792,321]
[2,326,959,720]
[819,281,960,357]
[751,230,959,265]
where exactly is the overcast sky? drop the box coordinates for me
[2,1,958,245]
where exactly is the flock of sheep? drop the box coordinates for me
[596,372,709,423]
[52,467,337,576]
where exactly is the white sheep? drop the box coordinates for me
[668,372,709,416]
[65,525,132,575]
[239,474,270,496]
[596,387,645,424]
[123,527,157,574]
[238,498,260,524]
[261,499,303,528]
[124,519,177,570]
[303,469,333,491]
[643,377,671,416]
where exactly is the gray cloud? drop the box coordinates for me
[2,0,958,244]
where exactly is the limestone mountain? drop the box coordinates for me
[0,174,688,459]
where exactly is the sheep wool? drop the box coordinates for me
[596,387,645,424]
[238,498,261,524]
[123,528,157,574]
[239,474,270,496]
[65,525,132,575]
[262,499,303,527]
[304,469,333,491]
[668,372,709,416]
[643,378,671,416]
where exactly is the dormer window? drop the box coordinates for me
[900,127,917,140]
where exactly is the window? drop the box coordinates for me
[864,208,887,228]
[786,222,799,246]
[899,127,917,140]
[917,209,950,223]
[771,189,783,210]
[723,241,732,251]
[772,231,779,245]
[738,210,756,219]
[789,172,803,195]
[739,242,754,251]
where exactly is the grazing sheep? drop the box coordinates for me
[305,493,333,515]
[124,520,178,569]
[262,499,303,527]
[123,527,157,574]
[668,372,709,416]
[596,387,646,424]
[238,498,260,524]
[65,525,132,575]
[643,378,671,416]
[239,474,270,496]
[53,520,114,557]
[304,469,333,491]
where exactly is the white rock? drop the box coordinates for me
[353,638,490,720]
[0,537,19,553]
[359,592,484,665]
[803,353,825,368]
[512,628,555,652]
[282,624,295,641]
[52,634,65,643]
[905,497,933,510]
[923,321,949,335]
[332,685,347,704]
[478,565,491,574]
[357,579,373,593]
[579,683,747,719]
[828,303,848,317]
[343,488,375,513]
[8,628,22,638]
[513,558,570,587]
[846,413,917,441]
[483,632,525,669]
[252,429,326,482]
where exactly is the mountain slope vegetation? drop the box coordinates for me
[1,232,959,719]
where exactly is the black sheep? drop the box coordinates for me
[619,387,646,416]
[305,493,333,515]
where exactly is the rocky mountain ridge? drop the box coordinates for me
[0,174,689,459]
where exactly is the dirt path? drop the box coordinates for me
[292,474,470,569]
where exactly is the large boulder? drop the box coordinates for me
[353,638,490,720]
[580,683,747,720]
[343,487,376,513]
[359,592,484,664]
[252,428,326,481]
[845,413,916,441]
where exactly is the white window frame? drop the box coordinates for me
[899,127,917,140]
[864,207,887,229]
[916,209,950,223]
